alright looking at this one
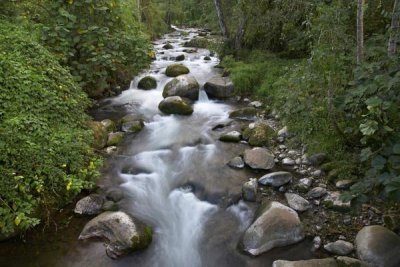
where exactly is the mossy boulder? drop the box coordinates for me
[101,119,116,133]
[183,37,210,48]
[158,96,193,115]
[107,132,124,146]
[120,114,145,133]
[89,121,108,149]
[163,43,173,49]
[229,107,257,120]
[242,122,275,146]
[175,54,185,61]
[165,64,190,77]
[138,76,157,90]
[163,74,199,100]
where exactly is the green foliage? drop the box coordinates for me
[0,22,101,236]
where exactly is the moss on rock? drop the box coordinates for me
[165,64,190,77]
[89,121,108,149]
[138,76,157,90]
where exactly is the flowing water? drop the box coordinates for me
[0,27,313,267]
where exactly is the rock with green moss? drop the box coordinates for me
[101,119,116,133]
[242,122,275,146]
[219,131,241,142]
[138,76,157,90]
[89,121,108,149]
[120,114,145,133]
[163,74,199,100]
[107,132,124,146]
[322,191,350,212]
[229,107,257,120]
[163,43,173,49]
[158,96,193,115]
[165,64,190,77]
[183,37,210,48]
[79,211,153,259]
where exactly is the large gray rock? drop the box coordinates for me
[272,258,338,267]
[259,171,292,187]
[163,75,200,101]
[79,211,153,259]
[204,76,234,99]
[285,193,310,212]
[324,240,354,256]
[74,194,104,215]
[240,201,304,256]
[158,96,193,115]
[355,225,400,267]
[244,147,275,170]
[242,178,258,202]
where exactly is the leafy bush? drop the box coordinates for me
[0,22,100,237]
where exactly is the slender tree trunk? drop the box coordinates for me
[235,15,247,51]
[356,0,364,65]
[388,0,400,56]
[214,0,229,40]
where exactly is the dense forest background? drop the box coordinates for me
[1,0,399,239]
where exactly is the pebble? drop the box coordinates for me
[282,157,296,166]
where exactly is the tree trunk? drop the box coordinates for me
[235,15,247,51]
[214,0,229,40]
[356,0,364,65]
[388,0,400,56]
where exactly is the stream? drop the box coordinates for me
[0,26,313,267]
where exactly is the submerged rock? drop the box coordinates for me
[242,178,258,202]
[74,194,104,216]
[240,201,304,256]
[138,76,157,90]
[259,171,292,187]
[355,225,400,267]
[272,258,338,267]
[163,43,173,49]
[204,76,234,99]
[219,131,241,142]
[163,74,199,101]
[324,240,354,256]
[244,147,275,170]
[165,64,190,77]
[228,156,245,169]
[79,211,153,259]
[285,193,310,212]
[158,96,193,115]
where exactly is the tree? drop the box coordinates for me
[214,0,229,40]
[357,0,364,65]
[388,0,400,56]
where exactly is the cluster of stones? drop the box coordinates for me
[223,98,400,266]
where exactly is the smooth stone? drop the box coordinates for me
[244,147,275,170]
[240,201,304,256]
[204,76,234,99]
[79,211,152,259]
[324,240,354,255]
[175,54,185,61]
[242,178,258,202]
[259,171,292,187]
[165,64,190,77]
[322,191,351,211]
[102,200,118,212]
[282,157,296,166]
[74,194,104,215]
[228,157,245,169]
[163,43,173,49]
[162,74,200,101]
[307,187,327,199]
[272,258,338,267]
[204,56,211,60]
[158,96,193,115]
[312,170,322,177]
[219,131,241,142]
[138,76,157,90]
[355,225,400,267]
[336,180,354,189]
[285,193,310,212]
[313,236,322,250]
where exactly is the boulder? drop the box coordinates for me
[89,121,108,149]
[101,119,116,133]
[158,96,193,115]
[244,147,275,170]
[204,76,234,99]
[163,74,200,101]
[79,211,153,259]
[259,171,292,187]
[242,122,274,146]
[138,76,157,90]
[324,240,354,256]
[219,131,241,142]
[242,178,258,202]
[204,56,211,61]
[307,187,327,199]
[175,54,185,61]
[122,120,144,133]
[229,107,257,120]
[163,43,173,49]
[107,132,124,146]
[272,258,338,267]
[285,193,310,212]
[165,64,190,77]
[228,156,245,169]
[74,194,104,216]
[355,225,400,267]
[240,201,304,256]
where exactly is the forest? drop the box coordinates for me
[0,0,400,266]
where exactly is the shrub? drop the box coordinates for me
[0,22,100,237]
